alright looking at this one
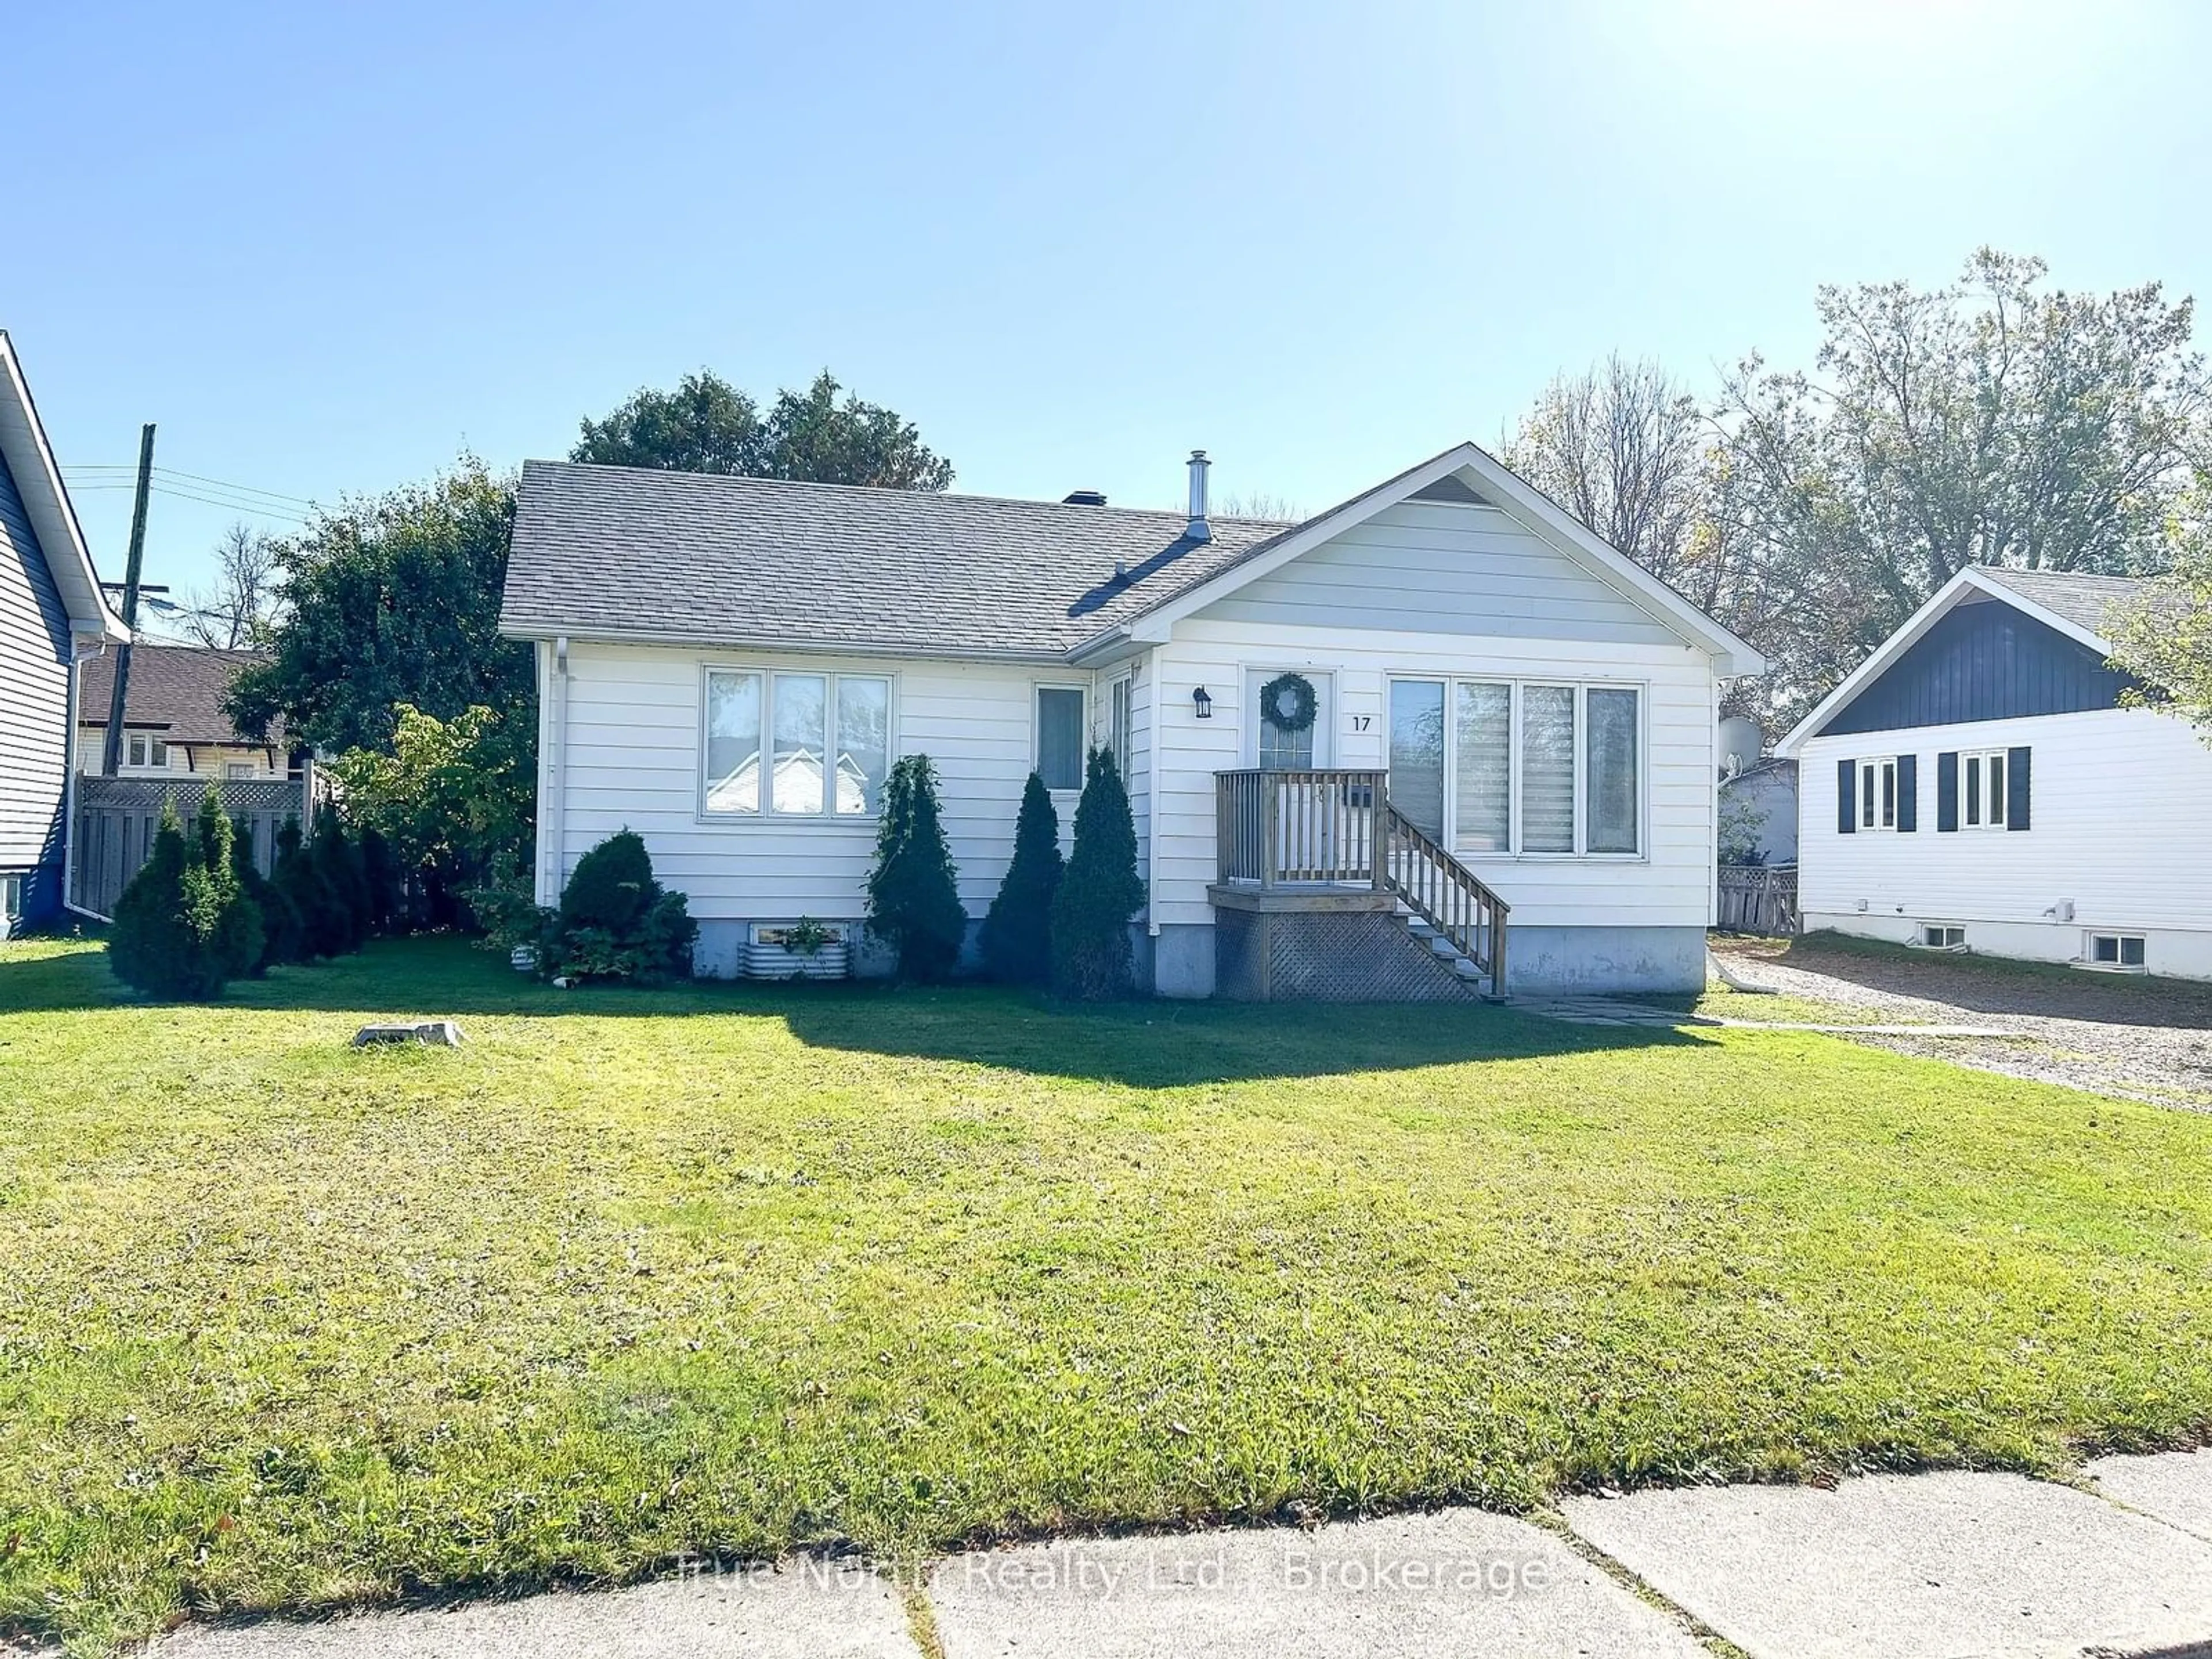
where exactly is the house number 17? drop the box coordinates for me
[1349,714,1372,732]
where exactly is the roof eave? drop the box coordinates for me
[1774,567,2124,757]
[0,334,127,642]
[498,618,1074,667]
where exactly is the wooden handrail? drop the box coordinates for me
[1381,804,1510,999]
[1215,769,1388,889]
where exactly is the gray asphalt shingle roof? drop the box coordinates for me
[499,461,1301,659]
[78,645,281,746]
[1974,567,2149,641]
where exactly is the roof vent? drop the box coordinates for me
[1186,450,1211,543]
[1063,488,1108,507]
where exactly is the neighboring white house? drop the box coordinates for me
[1719,757,1798,865]
[499,442,1762,998]
[1776,566,2212,979]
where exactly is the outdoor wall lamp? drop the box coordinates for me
[1192,685,1213,719]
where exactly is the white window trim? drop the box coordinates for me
[1387,674,1649,862]
[1916,922,1967,949]
[2084,930,2147,971]
[1033,681,1089,795]
[695,664,898,825]
[1959,747,2009,831]
[1856,756,1899,834]
[1106,672,1134,783]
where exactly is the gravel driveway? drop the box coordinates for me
[1706,934,2212,1111]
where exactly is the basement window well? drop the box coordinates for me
[1917,924,1966,949]
[2086,933,2147,971]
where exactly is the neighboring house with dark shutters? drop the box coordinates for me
[502,442,1763,998]
[1775,566,2210,978]
[0,333,127,937]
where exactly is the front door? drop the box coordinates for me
[1247,669,1329,770]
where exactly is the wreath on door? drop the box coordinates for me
[1257,672,1318,734]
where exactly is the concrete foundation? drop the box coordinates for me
[1505,924,1707,995]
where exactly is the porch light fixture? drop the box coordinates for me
[1192,685,1213,719]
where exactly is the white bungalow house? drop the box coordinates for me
[499,442,1762,998]
[1776,566,2212,979]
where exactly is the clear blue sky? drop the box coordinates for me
[12,0,2210,600]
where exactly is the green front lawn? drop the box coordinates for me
[4,937,2210,1653]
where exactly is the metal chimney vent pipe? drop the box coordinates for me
[1185,450,1212,543]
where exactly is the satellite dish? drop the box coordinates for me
[1718,716,1765,779]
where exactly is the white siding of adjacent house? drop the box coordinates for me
[540,642,1097,952]
[1798,707,2212,978]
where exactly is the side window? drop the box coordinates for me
[1036,687,1086,793]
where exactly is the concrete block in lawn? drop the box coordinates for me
[1563,1471,2212,1658]
[930,1509,1703,1658]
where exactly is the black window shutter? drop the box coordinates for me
[1936,752,1959,832]
[1837,758,1856,834]
[2007,746,2031,830]
[1896,754,1917,832]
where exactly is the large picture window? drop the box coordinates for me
[1388,677,1642,858]
[703,669,892,819]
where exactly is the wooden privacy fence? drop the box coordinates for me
[70,772,320,920]
[1717,864,1798,937]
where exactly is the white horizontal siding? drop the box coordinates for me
[1150,617,1718,930]
[1195,499,1684,646]
[1800,707,2212,936]
[550,642,1084,922]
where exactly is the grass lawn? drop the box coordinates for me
[4,935,2211,1653]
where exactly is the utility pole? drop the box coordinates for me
[100,423,156,777]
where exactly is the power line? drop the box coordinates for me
[60,463,318,509]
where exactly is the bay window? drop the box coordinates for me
[1388,677,1642,858]
[703,668,891,819]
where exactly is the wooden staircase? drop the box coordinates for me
[1213,769,1510,1001]
[1381,805,1510,1000]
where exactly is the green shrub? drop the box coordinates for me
[1050,747,1146,1001]
[980,772,1062,985]
[305,804,368,956]
[864,755,966,982]
[232,813,301,972]
[467,853,558,964]
[193,792,264,982]
[271,817,334,961]
[358,826,402,935]
[108,798,234,1000]
[546,831,696,983]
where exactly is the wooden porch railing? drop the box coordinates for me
[1215,768,1388,888]
[1214,768,1510,998]
[1382,804,1508,999]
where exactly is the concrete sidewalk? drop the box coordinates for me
[41,1450,2212,1658]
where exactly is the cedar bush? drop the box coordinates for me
[358,826,402,936]
[108,798,236,1000]
[980,771,1062,985]
[193,791,264,982]
[272,817,336,961]
[305,804,369,956]
[546,830,696,983]
[1050,747,1146,1001]
[232,813,301,972]
[864,755,966,982]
